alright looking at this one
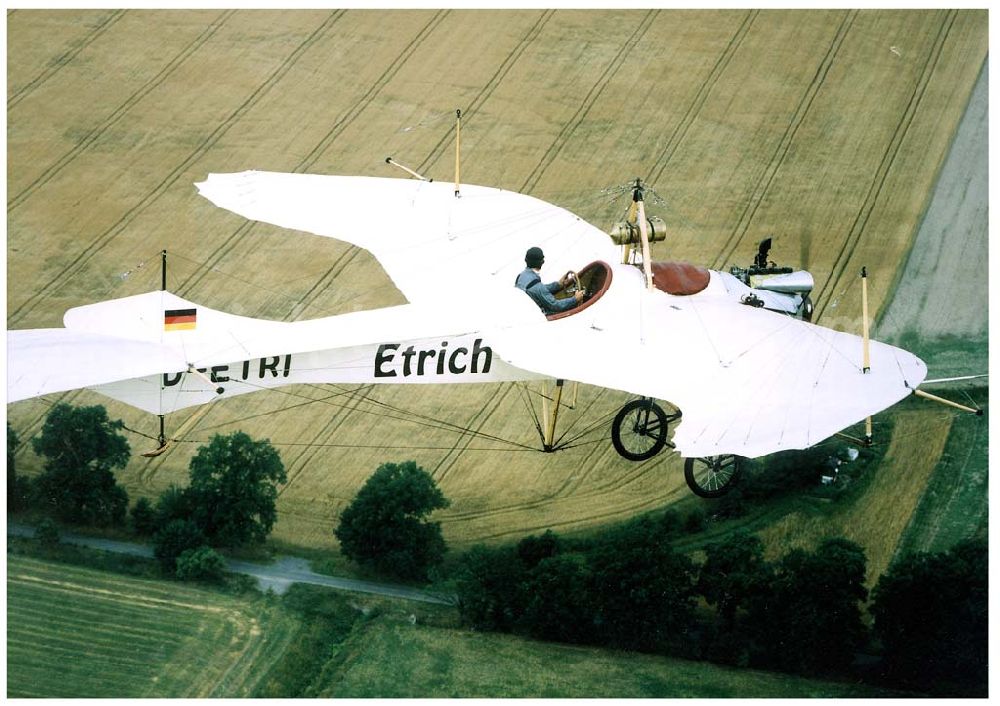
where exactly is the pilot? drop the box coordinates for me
[514,246,584,314]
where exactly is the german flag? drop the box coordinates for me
[164,308,197,331]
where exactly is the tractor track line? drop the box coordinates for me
[291,8,551,315]
[278,384,377,497]
[442,450,673,523]
[813,9,956,321]
[179,9,448,301]
[288,8,548,317]
[7,9,126,109]
[648,9,758,186]
[8,10,236,213]
[415,9,556,176]
[448,480,683,543]
[432,383,517,483]
[521,9,659,195]
[8,10,346,327]
[712,9,857,272]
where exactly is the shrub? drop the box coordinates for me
[175,546,227,582]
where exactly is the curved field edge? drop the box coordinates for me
[5,553,300,698]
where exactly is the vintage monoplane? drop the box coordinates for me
[11,143,963,497]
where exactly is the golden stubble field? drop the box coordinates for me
[7,9,987,551]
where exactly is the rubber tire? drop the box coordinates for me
[684,455,742,498]
[611,399,669,461]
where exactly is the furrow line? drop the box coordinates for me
[712,9,857,271]
[8,10,345,327]
[181,10,446,302]
[415,8,556,176]
[521,9,659,195]
[8,10,236,212]
[813,9,956,321]
[7,9,126,109]
[648,9,758,186]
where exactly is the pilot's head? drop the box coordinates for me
[525,246,544,269]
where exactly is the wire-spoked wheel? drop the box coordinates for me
[611,398,680,461]
[684,455,743,498]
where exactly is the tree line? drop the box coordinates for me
[9,403,286,582]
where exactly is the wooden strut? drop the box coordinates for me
[912,388,983,415]
[860,267,872,443]
[454,109,461,197]
[543,379,566,451]
[634,181,654,290]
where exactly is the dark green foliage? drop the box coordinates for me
[745,538,868,675]
[698,531,768,629]
[8,423,19,512]
[683,508,705,533]
[31,403,130,526]
[456,545,528,632]
[258,585,363,698]
[129,498,157,536]
[35,517,60,546]
[871,538,987,695]
[155,484,194,526]
[175,546,227,582]
[516,530,561,568]
[335,461,450,581]
[153,518,206,573]
[589,518,697,652]
[697,531,770,666]
[187,432,287,547]
[519,554,594,644]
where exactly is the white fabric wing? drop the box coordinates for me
[492,283,927,458]
[7,328,187,403]
[196,172,618,303]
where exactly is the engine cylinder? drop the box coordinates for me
[608,216,667,245]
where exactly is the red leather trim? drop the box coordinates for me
[650,261,710,295]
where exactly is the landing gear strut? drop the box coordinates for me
[610,398,680,461]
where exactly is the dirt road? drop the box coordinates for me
[7,522,454,604]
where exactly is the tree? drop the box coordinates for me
[8,423,20,512]
[153,519,207,573]
[456,545,528,632]
[35,517,60,546]
[175,546,227,583]
[698,531,769,631]
[871,538,987,694]
[697,531,770,665]
[519,553,594,644]
[155,484,194,526]
[31,403,130,526]
[745,538,868,674]
[186,432,287,547]
[589,518,697,653]
[335,460,450,581]
[517,530,561,569]
[129,497,157,536]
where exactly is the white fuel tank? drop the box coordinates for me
[752,270,814,294]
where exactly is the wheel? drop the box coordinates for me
[611,399,678,461]
[684,455,742,498]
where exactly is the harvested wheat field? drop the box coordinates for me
[7,9,987,551]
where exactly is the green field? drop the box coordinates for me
[317,616,911,698]
[7,550,911,698]
[6,554,300,698]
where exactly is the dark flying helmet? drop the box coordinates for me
[525,246,544,268]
